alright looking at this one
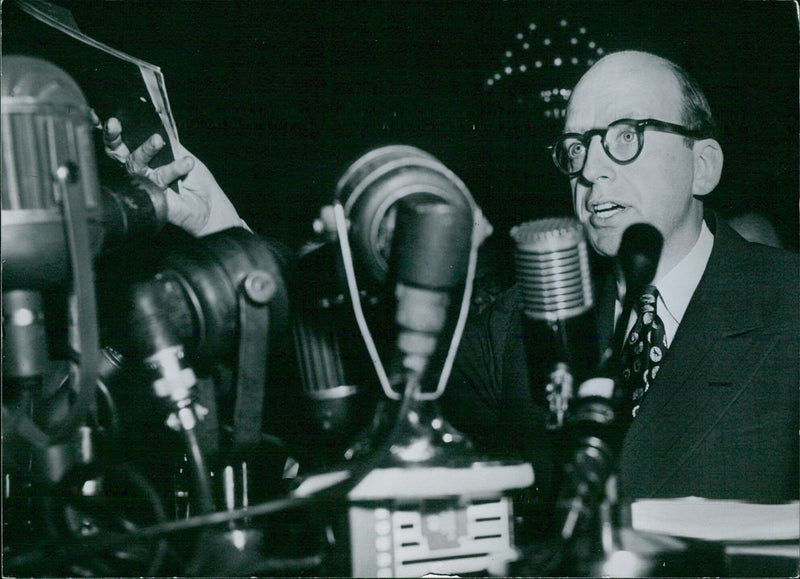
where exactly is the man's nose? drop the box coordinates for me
[580,135,615,183]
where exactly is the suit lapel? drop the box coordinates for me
[618,216,767,496]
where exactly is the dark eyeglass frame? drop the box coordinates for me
[549,118,711,177]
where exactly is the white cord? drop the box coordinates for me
[332,201,483,401]
[420,206,481,401]
[333,201,398,400]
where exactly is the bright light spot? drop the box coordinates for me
[599,550,647,577]
[231,529,247,551]
[81,480,99,496]
[12,308,34,326]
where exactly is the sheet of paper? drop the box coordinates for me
[9,0,182,189]
[631,497,799,542]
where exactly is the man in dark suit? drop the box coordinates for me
[442,50,799,505]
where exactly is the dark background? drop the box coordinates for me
[5,0,799,250]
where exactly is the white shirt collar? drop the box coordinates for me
[653,220,714,330]
[615,220,714,346]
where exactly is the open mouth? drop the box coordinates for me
[592,201,626,218]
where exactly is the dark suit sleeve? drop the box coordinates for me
[441,297,506,453]
[442,287,556,500]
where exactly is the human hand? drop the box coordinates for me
[98,115,246,237]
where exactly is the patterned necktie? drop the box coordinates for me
[619,285,668,418]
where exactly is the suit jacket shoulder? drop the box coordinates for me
[619,213,799,502]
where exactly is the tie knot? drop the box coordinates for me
[636,285,659,313]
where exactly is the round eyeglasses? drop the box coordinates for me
[549,118,710,177]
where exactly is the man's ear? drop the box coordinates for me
[691,138,724,197]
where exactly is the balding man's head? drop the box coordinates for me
[558,50,724,276]
[568,51,717,142]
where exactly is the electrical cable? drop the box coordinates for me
[180,412,217,515]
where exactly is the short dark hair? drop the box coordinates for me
[664,60,720,144]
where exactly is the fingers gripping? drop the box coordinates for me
[103,117,131,162]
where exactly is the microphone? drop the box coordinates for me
[299,148,536,577]
[2,55,168,381]
[2,55,102,450]
[297,145,489,447]
[617,222,663,308]
[510,217,596,428]
[557,222,664,539]
[1,54,104,291]
[390,196,473,387]
[290,241,369,446]
[333,145,474,286]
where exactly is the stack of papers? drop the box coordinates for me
[631,497,799,560]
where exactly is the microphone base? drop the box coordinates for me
[342,396,477,467]
[387,396,478,466]
[347,461,533,577]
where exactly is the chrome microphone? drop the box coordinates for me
[1,54,104,291]
[510,217,597,429]
[1,55,101,421]
[510,217,594,322]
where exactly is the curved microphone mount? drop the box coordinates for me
[317,145,492,402]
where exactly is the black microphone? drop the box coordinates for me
[296,145,483,444]
[617,222,663,307]
[558,223,664,539]
[390,196,473,387]
[510,217,596,429]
